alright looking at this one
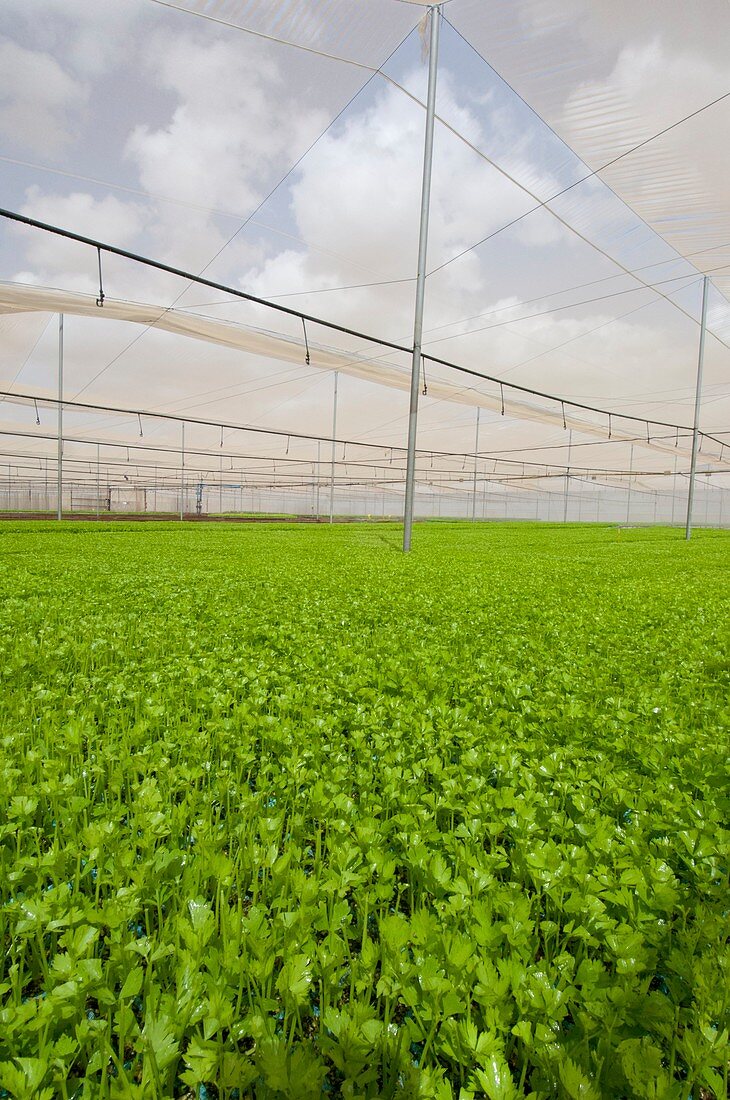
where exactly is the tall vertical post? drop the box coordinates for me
[563,428,572,523]
[686,275,709,540]
[626,443,634,524]
[329,371,338,524]
[180,421,185,521]
[403,4,441,552]
[671,454,678,526]
[316,439,321,520]
[57,314,63,520]
[96,442,100,520]
[471,407,480,521]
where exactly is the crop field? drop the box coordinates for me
[0,521,728,1100]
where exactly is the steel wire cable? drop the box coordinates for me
[431,15,730,282]
[129,1,730,346]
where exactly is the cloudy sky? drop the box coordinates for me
[0,0,728,507]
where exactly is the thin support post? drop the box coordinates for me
[403,4,441,552]
[180,421,185,521]
[563,428,572,523]
[96,442,100,520]
[626,444,634,525]
[686,275,709,540]
[316,439,321,520]
[57,313,63,520]
[671,454,678,526]
[471,407,480,521]
[329,371,338,524]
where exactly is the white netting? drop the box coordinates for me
[0,0,728,521]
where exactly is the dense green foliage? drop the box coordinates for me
[1,521,728,1100]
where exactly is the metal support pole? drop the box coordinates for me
[471,407,480,521]
[96,442,100,520]
[671,454,678,526]
[180,421,185,521]
[57,313,63,520]
[403,4,441,552]
[316,439,321,520]
[563,428,572,523]
[626,444,634,524]
[686,275,709,540]
[329,371,338,524]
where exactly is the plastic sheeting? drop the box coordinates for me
[448,1,730,302]
[0,282,713,461]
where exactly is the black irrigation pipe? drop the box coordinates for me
[6,392,726,474]
[0,207,410,353]
[1,387,407,453]
[2,208,725,445]
[423,351,704,436]
[0,438,715,484]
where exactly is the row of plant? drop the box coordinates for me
[0,521,728,1097]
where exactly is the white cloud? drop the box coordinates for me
[125,31,329,216]
[0,38,87,154]
[1,0,148,77]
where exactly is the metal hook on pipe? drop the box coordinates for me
[301,317,310,365]
[138,413,143,437]
[96,247,105,307]
[34,398,40,425]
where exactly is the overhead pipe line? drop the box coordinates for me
[0,208,725,440]
[1,431,714,481]
[2,452,722,486]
